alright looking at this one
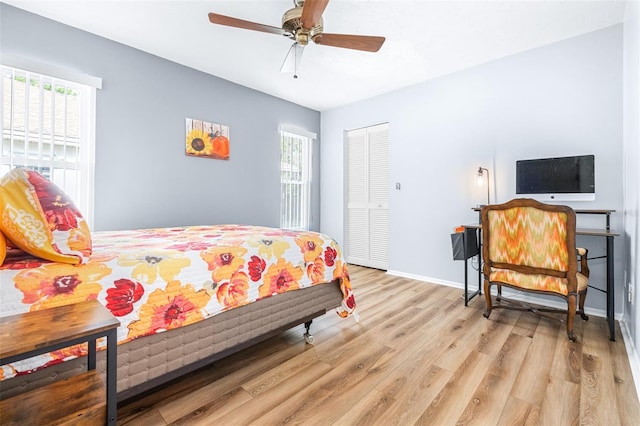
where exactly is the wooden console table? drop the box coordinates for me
[465,208,618,341]
[0,300,120,425]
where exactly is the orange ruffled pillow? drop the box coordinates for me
[0,168,92,264]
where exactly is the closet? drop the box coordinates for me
[345,123,389,270]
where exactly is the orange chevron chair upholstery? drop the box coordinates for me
[481,198,589,341]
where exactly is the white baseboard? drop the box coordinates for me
[620,319,640,402]
[386,269,465,290]
[385,270,619,320]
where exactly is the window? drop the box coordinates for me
[1,62,99,227]
[280,127,314,230]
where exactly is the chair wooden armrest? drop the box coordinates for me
[577,247,589,278]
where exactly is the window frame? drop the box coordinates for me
[279,126,316,230]
[1,57,100,228]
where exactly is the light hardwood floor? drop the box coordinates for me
[118,265,640,425]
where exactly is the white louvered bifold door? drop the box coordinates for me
[347,128,367,264]
[367,124,390,268]
[346,123,389,269]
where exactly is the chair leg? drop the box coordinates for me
[578,288,589,321]
[566,294,577,342]
[483,280,492,319]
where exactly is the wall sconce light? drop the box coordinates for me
[476,167,490,205]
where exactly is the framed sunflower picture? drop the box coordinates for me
[185,118,230,160]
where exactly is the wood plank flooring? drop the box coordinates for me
[118,265,640,425]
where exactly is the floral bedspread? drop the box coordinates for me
[0,225,355,380]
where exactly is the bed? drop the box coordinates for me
[0,169,355,402]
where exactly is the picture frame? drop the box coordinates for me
[185,118,230,160]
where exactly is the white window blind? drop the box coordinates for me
[1,65,97,227]
[280,128,314,230]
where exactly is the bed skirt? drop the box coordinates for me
[0,280,343,401]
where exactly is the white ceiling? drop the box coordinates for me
[3,0,627,111]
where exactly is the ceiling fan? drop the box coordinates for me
[208,0,386,77]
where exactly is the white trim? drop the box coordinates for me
[385,269,617,320]
[1,64,97,228]
[386,269,464,289]
[279,124,317,140]
[620,319,640,402]
[80,85,97,229]
[494,289,611,319]
[279,128,313,230]
[1,55,102,89]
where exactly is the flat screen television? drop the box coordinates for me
[516,154,595,202]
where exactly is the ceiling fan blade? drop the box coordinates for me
[301,0,330,30]
[313,33,386,52]
[280,43,305,77]
[208,13,286,36]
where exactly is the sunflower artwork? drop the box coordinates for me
[185,118,230,160]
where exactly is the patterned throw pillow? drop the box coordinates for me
[0,230,6,266]
[0,168,92,264]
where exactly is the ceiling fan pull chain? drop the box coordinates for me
[294,43,299,79]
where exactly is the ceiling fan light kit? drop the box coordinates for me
[208,0,385,77]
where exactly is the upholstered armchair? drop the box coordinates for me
[481,198,590,341]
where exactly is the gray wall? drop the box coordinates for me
[321,25,625,316]
[623,1,640,366]
[0,4,321,232]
